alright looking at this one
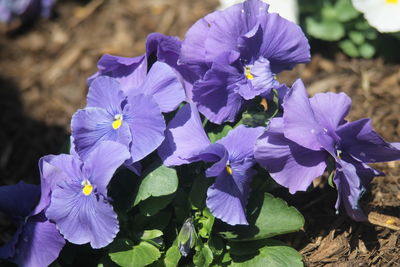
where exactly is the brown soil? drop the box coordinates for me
[0,0,399,266]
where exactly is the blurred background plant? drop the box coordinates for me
[298,0,400,60]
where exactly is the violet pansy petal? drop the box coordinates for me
[199,143,229,177]
[34,154,79,215]
[203,5,247,61]
[40,0,55,17]
[235,57,280,100]
[206,175,248,225]
[124,160,142,176]
[392,142,400,150]
[0,182,40,218]
[82,141,130,196]
[46,184,119,249]
[204,0,270,61]
[254,118,328,194]
[71,107,131,160]
[158,103,211,166]
[206,160,256,225]
[0,3,12,22]
[181,2,244,64]
[192,61,244,124]
[125,94,166,162]
[337,118,400,163]
[146,33,181,68]
[260,12,310,73]
[72,107,114,153]
[237,23,263,63]
[217,125,264,162]
[86,76,125,114]
[0,0,35,22]
[179,16,211,77]
[69,136,78,157]
[89,54,147,93]
[195,143,227,164]
[334,158,382,221]
[283,79,326,151]
[241,0,270,27]
[40,154,81,184]
[145,33,198,102]
[135,62,185,113]
[98,54,145,72]
[12,213,65,267]
[310,92,351,134]
[0,225,22,259]
[248,57,280,96]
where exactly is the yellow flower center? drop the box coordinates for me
[81,179,93,196]
[244,66,254,80]
[226,164,233,175]
[112,114,123,130]
[386,0,398,4]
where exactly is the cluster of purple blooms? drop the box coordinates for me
[1,0,400,266]
[0,0,55,23]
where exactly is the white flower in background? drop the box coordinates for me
[352,0,400,32]
[218,0,299,24]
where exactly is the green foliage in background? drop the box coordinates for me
[299,0,400,59]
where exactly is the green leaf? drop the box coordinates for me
[220,193,304,240]
[339,40,359,57]
[193,243,214,267]
[164,246,181,267]
[141,230,163,240]
[392,32,400,40]
[321,4,337,21]
[97,255,120,267]
[208,235,225,256]
[364,29,377,40]
[208,125,233,143]
[326,157,336,188]
[229,239,303,267]
[109,239,161,267]
[359,43,375,58]
[139,194,176,216]
[189,176,213,210]
[198,208,215,239]
[334,0,359,22]
[327,169,336,188]
[172,188,191,224]
[306,17,345,41]
[133,211,172,231]
[349,31,365,45]
[355,20,371,30]
[134,163,178,206]
[241,101,277,127]
[109,168,139,212]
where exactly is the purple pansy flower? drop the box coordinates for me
[254,79,400,221]
[0,182,65,267]
[88,32,196,103]
[0,0,55,23]
[42,141,130,248]
[159,104,263,225]
[71,75,167,173]
[179,0,310,124]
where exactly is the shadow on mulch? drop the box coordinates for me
[0,76,68,186]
